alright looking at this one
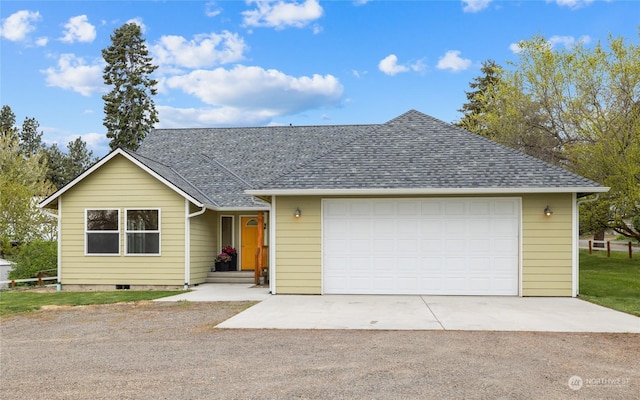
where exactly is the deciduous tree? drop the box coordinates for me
[461,32,640,240]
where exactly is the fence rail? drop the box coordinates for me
[588,240,636,259]
[0,276,58,288]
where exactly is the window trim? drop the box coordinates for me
[85,208,120,256]
[125,208,161,256]
[219,215,235,252]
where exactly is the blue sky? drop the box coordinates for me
[1,0,638,157]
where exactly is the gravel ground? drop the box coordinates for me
[1,301,639,399]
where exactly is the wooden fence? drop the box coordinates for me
[0,276,58,288]
[588,240,636,259]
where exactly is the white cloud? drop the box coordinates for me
[0,10,41,41]
[157,105,278,128]
[378,54,425,76]
[242,0,324,30]
[60,15,96,43]
[42,54,105,96]
[165,65,343,115]
[509,35,591,53]
[151,31,247,69]
[462,0,492,13]
[436,50,472,72]
[35,37,48,47]
[548,0,595,9]
[509,42,523,54]
[549,34,591,47]
[378,54,408,76]
[205,1,223,17]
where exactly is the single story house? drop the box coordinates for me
[39,110,608,296]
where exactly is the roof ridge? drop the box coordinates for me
[151,123,379,134]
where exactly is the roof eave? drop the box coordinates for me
[245,187,611,196]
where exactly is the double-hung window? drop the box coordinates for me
[86,209,120,255]
[126,209,160,255]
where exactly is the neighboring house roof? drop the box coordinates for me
[40,110,608,210]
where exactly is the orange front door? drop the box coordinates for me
[240,216,259,270]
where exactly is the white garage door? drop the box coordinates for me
[322,198,520,295]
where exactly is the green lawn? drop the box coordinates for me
[579,249,640,316]
[0,290,184,317]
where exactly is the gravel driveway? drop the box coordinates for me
[1,301,638,399]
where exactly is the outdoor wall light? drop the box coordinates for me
[544,206,553,216]
[294,208,302,218]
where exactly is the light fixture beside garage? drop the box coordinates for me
[544,206,553,216]
[294,208,302,218]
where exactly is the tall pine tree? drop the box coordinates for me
[455,60,502,138]
[102,23,158,151]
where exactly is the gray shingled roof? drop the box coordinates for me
[136,124,373,207]
[135,110,604,208]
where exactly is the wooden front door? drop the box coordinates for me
[240,216,259,270]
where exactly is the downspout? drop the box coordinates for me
[41,205,62,291]
[574,194,600,297]
[184,202,207,290]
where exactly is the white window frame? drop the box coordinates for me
[125,208,161,256]
[85,208,120,256]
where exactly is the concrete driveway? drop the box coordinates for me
[158,284,640,332]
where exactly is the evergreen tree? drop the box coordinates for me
[19,117,45,156]
[0,105,17,137]
[102,23,158,151]
[455,60,502,138]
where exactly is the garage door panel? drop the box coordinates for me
[324,220,349,236]
[398,201,420,215]
[470,278,491,291]
[445,201,465,215]
[493,219,518,235]
[374,219,394,234]
[396,277,419,291]
[494,199,517,215]
[323,198,519,295]
[421,201,442,215]
[469,257,492,272]
[373,202,395,216]
[469,239,491,252]
[421,239,442,252]
[469,200,491,215]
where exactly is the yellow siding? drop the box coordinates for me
[60,154,186,286]
[274,193,576,296]
[521,193,573,296]
[274,196,322,294]
[189,207,217,284]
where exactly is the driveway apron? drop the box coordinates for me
[215,294,640,332]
